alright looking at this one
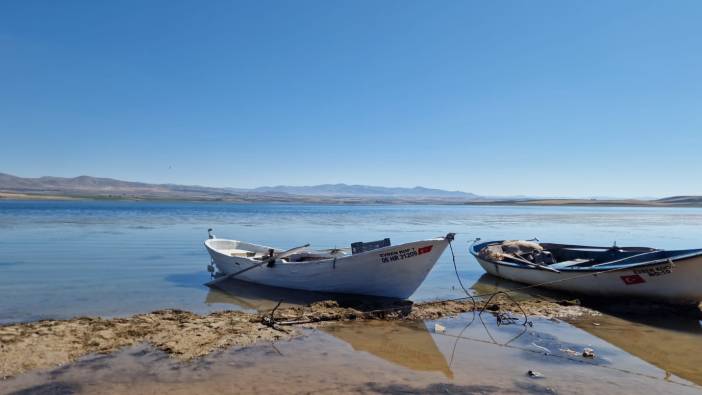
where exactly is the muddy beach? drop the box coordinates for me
[0,296,594,379]
[2,305,701,395]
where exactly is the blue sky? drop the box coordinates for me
[1,1,701,197]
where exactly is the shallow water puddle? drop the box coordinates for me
[1,314,699,395]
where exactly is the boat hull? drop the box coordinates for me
[206,238,449,299]
[473,255,702,304]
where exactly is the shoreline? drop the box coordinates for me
[0,297,593,379]
[1,192,701,208]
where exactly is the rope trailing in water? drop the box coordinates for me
[448,239,477,312]
[432,262,644,307]
[435,326,701,390]
[355,244,648,325]
[449,238,530,325]
[225,236,651,329]
[204,261,267,286]
[479,291,531,327]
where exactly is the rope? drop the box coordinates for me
[252,241,700,390]
[436,328,700,390]
[451,239,528,325]
[352,249,645,323]
[435,262,638,305]
[479,291,530,327]
[246,239,654,330]
[448,240,477,311]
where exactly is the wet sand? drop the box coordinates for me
[2,314,700,395]
[3,276,702,393]
[571,303,702,386]
[0,297,592,379]
[2,291,702,394]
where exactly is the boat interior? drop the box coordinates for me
[474,240,702,270]
[206,239,350,262]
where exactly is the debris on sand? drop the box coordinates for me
[0,296,594,378]
[531,343,551,355]
[582,348,596,359]
[560,348,579,357]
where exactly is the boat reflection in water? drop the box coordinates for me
[204,279,453,378]
[471,273,702,386]
[323,320,453,378]
[205,278,340,311]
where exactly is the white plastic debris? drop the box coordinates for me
[434,323,446,333]
[560,348,579,356]
[531,342,551,355]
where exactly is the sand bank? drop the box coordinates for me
[0,297,593,378]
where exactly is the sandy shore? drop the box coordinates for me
[0,192,79,200]
[0,296,593,379]
[3,191,702,207]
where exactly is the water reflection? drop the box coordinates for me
[204,279,451,377]
[324,321,453,378]
[470,273,702,386]
[205,279,411,312]
[5,319,698,395]
[3,288,700,394]
[470,273,571,302]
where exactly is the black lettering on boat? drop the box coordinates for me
[633,263,673,277]
[379,247,420,263]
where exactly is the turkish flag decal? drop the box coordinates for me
[417,245,433,255]
[621,274,646,285]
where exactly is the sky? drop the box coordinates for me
[1,1,701,197]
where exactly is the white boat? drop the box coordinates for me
[204,231,454,299]
[470,239,702,304]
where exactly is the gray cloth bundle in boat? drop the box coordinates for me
[501,240,543,254]
[478,240,543,261]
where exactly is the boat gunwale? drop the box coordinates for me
[206,237,447,266]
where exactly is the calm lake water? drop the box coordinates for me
[2,200,702,393]
[1,200,702,323]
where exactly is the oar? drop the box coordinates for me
[272,243,311,261]
[590,250,661,267]
[205,243,311,287]
[504,253,560,273]
[205,261,267,287]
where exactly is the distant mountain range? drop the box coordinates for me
[0,172,480,202]
[244,184,478,198]
[1,172,701,206]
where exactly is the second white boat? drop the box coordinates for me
[470,239,702,304]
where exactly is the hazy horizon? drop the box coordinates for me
[0,170,673,200]
[2,1,701,197]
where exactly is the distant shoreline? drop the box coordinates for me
[2,172,700,207]
[2,192,701,208]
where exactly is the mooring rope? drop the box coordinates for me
[253,240,700,390]
[434,261,642,306]
[322,244,650,326]
[436,325,700,390]
[235,237,662,330]
[448,239,477,311]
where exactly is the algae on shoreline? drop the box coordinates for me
[0,297,592,378]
